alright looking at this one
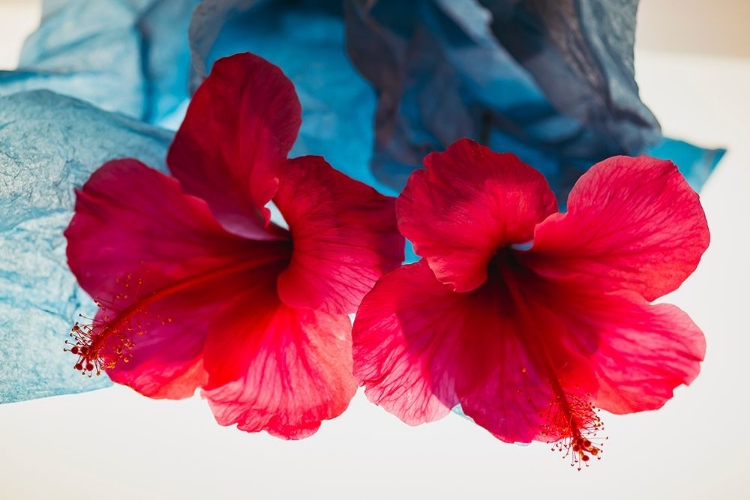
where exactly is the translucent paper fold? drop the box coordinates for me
[0,91,172,403]
[0,0,199,124]
[342,0,722,197]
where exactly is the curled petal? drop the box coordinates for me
[397,139,557,292]
[188,0,384,190]
[524,156,710,300]
[275,156,404,314]
[168,53,301,238]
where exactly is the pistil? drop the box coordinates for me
[66,256,287,376]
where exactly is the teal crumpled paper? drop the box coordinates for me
[0,91,171,402]
[187,0,724,197]
[0,0,199,123]
[342,0,725,196]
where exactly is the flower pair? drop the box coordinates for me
[65,53,403,438]
[353,139,707,466]
[66,54,708,455]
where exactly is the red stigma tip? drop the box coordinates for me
[543,394,606,471]
[66,314,140,377]
[65,262,275,378]
[65,274,149,377]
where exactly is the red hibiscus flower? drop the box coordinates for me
[352,139,708,467]
[64,53,404,439]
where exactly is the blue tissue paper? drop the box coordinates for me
[0,90,172,403]
[187,0,723,199]
[0,0,199,124]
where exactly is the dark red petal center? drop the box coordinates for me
[485,249,605,467]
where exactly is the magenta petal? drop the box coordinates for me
[397,139,557,292]
[168,53,302,238]
[103,293,211,399]
[202,287,356,439]
[353,259,598,444]
[555,288,706,414]
[524,156,710,300]
[506,275,707,416]
[353,262,462,424]
[275,156,404,315]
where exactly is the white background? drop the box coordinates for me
[1,1,749,499]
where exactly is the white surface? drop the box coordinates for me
[0,2,749,499]
[0,1,40,70]
[637,0,750,58]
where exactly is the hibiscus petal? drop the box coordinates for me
[352,260,595,443]
[103,294,210,400]
[490,270,706,416]
[275,156,403,315]
[548,286,706,414]
[397,139,557,292]
[0,91,171,403]
[65,159,291,398]
[99,282,237,399]
[188,0,386,192]
[524,156,710,300]
[167,53,301,238]
[352,262,461,425]
[203,289,356,439]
